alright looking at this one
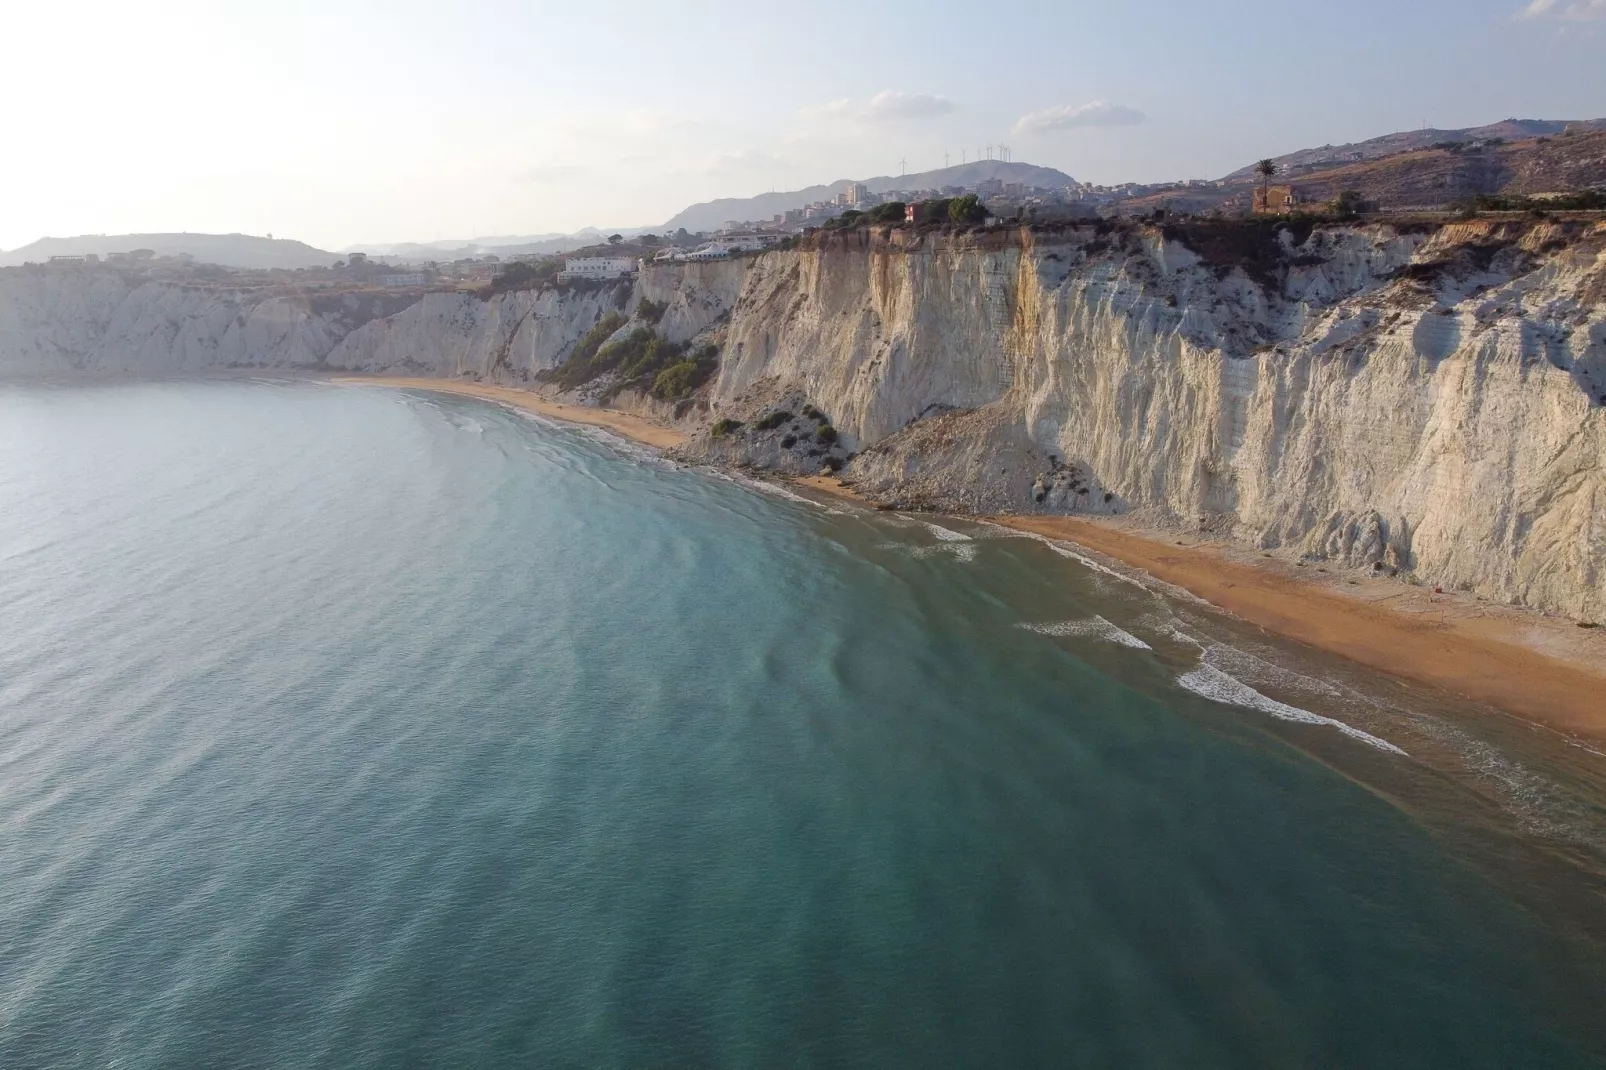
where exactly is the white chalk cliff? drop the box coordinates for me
[2,219,1602,621]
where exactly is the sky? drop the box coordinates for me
[3,0,1604,251]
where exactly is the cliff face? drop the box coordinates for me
[2,222,1602,620]
[704,222,1606,620]
[0,260,751,382]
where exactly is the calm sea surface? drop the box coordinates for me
[2,379,1604,1068]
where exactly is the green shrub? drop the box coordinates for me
[949,194,986,225]
[552,312,629,387]
[636,298,668,325]
[867,201,907,225]
[780,434,797,448]
[816,424,838,445]
[711,418,744,438]
[650,361,696,399]
[490,259,559,292]
[755,410,793,431]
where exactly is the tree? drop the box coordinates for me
[1255,159,1278,201]
[1333,190,1365,220]
[608,233,623,245]
[949,194,986,225]
[866,201,907,225]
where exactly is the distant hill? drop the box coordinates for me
[1224,118,1606,182]
[1261,128,1606,208]
[1115,122,1606,216]
[0,233,336,270]
[661,160,1075,233]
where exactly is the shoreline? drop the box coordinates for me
[336,375,1606,743]
[331,375,688,449]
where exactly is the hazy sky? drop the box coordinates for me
[4,0,1603,250]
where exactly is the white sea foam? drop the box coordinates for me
[921,522,972,543]
[976,523,1158,594]
[1178,663,1406,755]
[910,542,979,562]
[1204,643,1346,701]
[1019,617,1152,650]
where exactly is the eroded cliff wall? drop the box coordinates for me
[3,223,1602,619]
[700,222,1605,619]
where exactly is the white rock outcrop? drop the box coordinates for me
[704,222,1606,621]
[2,221,1602,620]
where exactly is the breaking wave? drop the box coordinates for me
[1178,663,1407,756]
[1019,616,1153,650]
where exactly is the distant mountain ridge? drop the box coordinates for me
[661,161,1076,233]
[0,233,335,270]
[1225,118,1606,181]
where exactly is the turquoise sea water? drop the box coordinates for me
[1,379,1604,1068]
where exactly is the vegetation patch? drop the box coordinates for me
[1160,218,1322,289]
[711,418,744,438]
[488,260,559,293]
[545,311,718,400]
[755,410,794,431]
[649,349,717,401]
[547,313,629,388]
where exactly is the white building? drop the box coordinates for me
[715,233,784,252]
[557,256,637,281]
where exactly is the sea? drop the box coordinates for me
[2,378,1604,1068]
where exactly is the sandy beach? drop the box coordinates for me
[337,377,1606,743]
[993,513,1606,743]
[333,376,688,450]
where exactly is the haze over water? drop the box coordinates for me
[2,379,1604,1067]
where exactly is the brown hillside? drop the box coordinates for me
[1124,131,1606,215]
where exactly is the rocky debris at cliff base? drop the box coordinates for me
[670,387,852,476]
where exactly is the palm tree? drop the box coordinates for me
[1255,159,1278,210]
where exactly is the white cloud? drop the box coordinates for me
[809,90,956,123]
[1521,0,1606,17]
[1013,101,1146,135]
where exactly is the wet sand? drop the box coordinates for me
[334,379,1606,743]
[994,513,1606,744]
[333,377,687,449]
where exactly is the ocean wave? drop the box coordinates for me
[977,523,1159,594]
[1019,616,1153,650]
[1178,663,1407,756]
[911,542,979,563]
[920,522,972,543]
